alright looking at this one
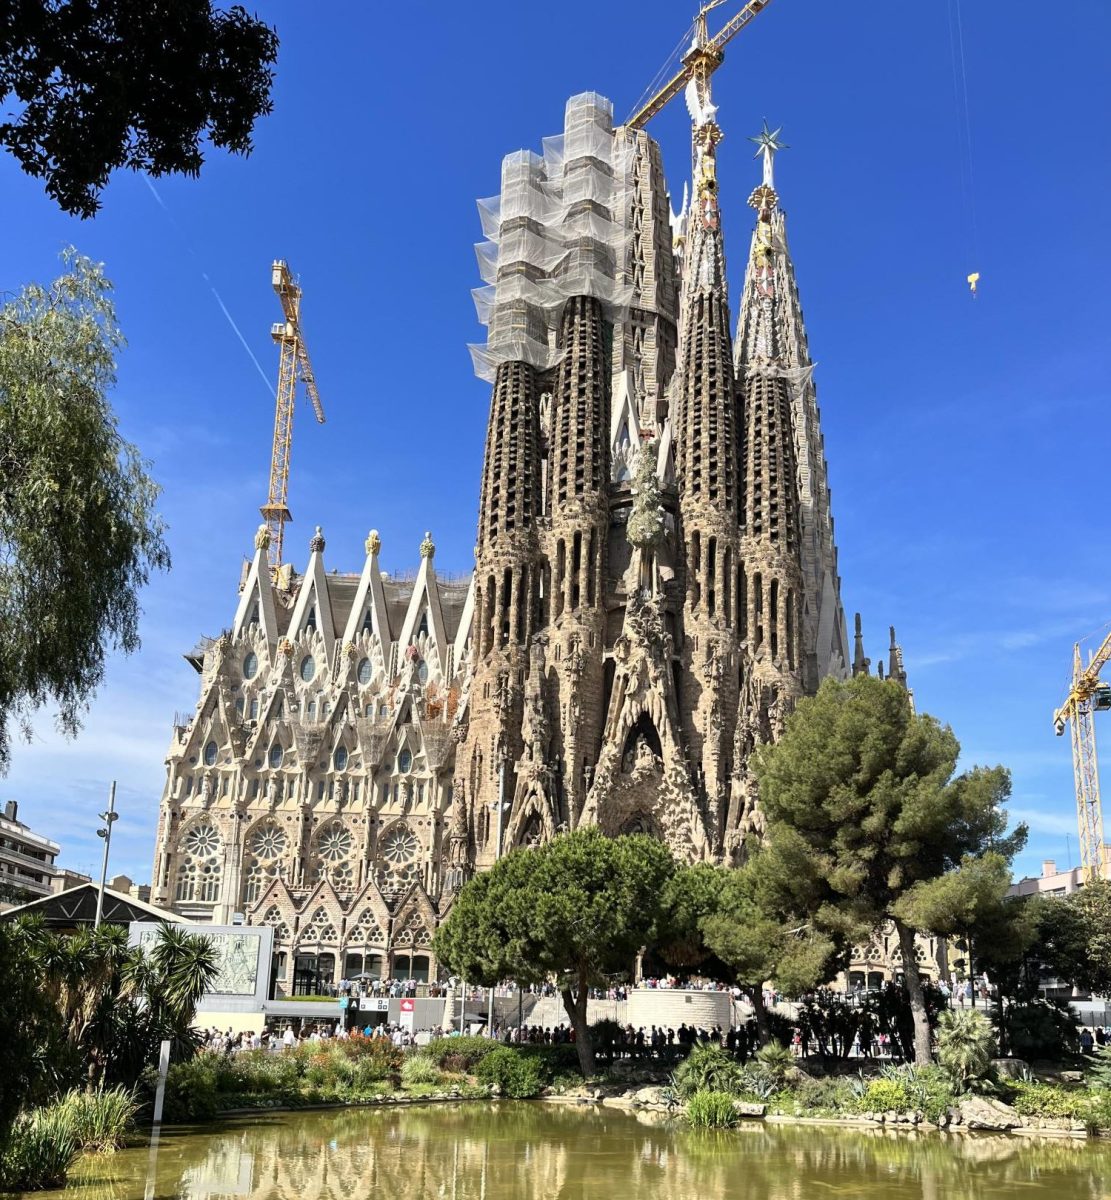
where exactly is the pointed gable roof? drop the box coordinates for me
[341,530,392,646]
[397,533,449,674]
[232,529,280,645]
[288,527,336,657]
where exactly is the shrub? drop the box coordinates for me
[1088,1045,1111,1090]
[400,1055,445,1088]
[860,1077,915,1114]
[936,1008,996,1093]
[1008,1081,1089,1121]
[754,1041,794,1088]
[790,1076,857,1115]
[0,1106,79,1191]
[686,1090,739,1128]
[158,1055,224,1122]
[476,1047,546,1099]
[671,1044,743,1100]
[1003,1000,1079,1060]
[1086,1090,1111,1131]
[422,1036,498,1072]
[53,1087,138,1152]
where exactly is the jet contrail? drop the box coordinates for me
[143,177,274,397]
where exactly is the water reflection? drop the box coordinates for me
[48,1104,1111,1200]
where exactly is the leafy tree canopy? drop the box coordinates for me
[0,0,278,216]
[1038,878,1111,998]
[0,253,169,769]
[752,675,1024,1064]
[434,828,675,1074]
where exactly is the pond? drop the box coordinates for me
[34,1104,1111,1200]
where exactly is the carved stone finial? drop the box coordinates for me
[420,531,435,559]
[254,523,271,551]
[309,525,325,553]
[365,529,381,556]
[277,637,294,657]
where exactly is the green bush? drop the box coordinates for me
[1008,1080,1089,1121]
[1085,1090,1111,1131]
[422,1036,499,1073]
[686,1090,739,1128]
[1003,1000,1079,1060]
[936,1008,995,1093]
[671,1044,743,1100]
[52,1086,138,1151]
[860,1077,915,1113]
[476,1047,546,1099]
[0,1105,79,1191]
[789,1076,857,1115]
[400,1055,445,1088]
[1087,1045,1111,1090]
[754,1041,794,1088]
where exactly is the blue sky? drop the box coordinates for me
[2,0,1109,883]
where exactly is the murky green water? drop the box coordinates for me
[40,1104,1111,1200]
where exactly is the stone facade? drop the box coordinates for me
[151,91,895,994]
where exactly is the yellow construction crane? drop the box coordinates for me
[260,259,325,575]
[621,0,777,131]
[1053,629,1111,880]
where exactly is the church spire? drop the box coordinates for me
[734,124,850,689]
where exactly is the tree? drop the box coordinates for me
[0,253,169,770]
[0,921,69,1132]
[25,918,218,1091]
[0,1,278,217]
[753,675,1024,1066]
[693,857,837,1043]
[434,828,675,1076]
[1038,879,1111,998]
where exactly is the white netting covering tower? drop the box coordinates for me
[469,92,634,382]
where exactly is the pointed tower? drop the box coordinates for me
[672,95,741,851]
[734,124,850,692]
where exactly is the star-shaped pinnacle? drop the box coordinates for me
[749,119,789,158]
[749,119,788,192]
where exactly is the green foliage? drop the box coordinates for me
[51,1086,137,1152]
[1039,880,1111,998]
[685,1089,739,1128]
[936,1008,996,1093]
[435,829,676,1074]
[0,254,170,769]
[400,1055,446,1089]
[0,1104,78,1191]
[860,1077,916,1114]
[421,1036,499,1072]
[0,3,279,217]
[692,857,836,1004]
[1008,1080,1089,1121]
[0,920,71,1130]
[1087,1045,1111,1090]
[476,1047,546,1099]
[670,1044,744,1100]
[752,675,1023,1064]
[1002,1000,1080,1061]
[754,1041,795,1088]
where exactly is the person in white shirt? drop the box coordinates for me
[282,1026,296,1049]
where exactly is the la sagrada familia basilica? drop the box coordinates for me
[150,79,908,992]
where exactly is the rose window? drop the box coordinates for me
[381,825,419,865]
[248,823,287,859]
[183,823,220,857]
[318,825,353,861]
[175,823,222,903]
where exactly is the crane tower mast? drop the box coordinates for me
[1054,629,1111,880]
[260,259,325,575]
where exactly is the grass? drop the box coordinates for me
[686,1090,739,1129]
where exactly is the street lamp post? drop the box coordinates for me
[94,781,118,929]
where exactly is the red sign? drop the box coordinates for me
[400,998,415,1012]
